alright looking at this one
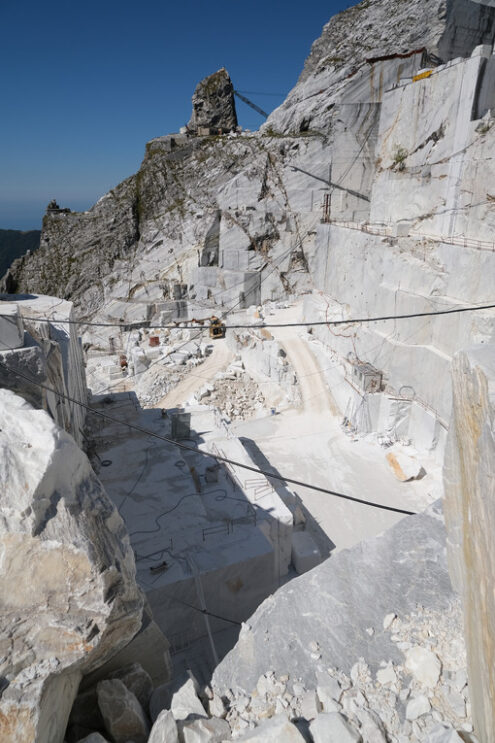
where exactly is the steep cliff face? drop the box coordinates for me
[2,176,139,313]
[3,130,323,318]
[266,0,495,134]
[5,0,495,320]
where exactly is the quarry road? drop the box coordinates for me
[270,324,337,416]
[154,338,233,409]
[233,304,438,555]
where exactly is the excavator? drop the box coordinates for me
[191,315,226,340]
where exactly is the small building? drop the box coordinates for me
[348,358,383,393]
[46,199,71,214]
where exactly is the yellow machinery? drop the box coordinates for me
[191,315,226,339]
[413,69,433,83]
[209,316,226,339]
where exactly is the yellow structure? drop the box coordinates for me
[413,69,434,83]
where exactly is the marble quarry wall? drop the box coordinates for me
[370,44,495,240]
[301,46,495,460]
[0,295,88,448]
[304,225,494,457]
[444,345,495,742]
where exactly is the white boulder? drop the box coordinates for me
[309,712,362,743]
[182,716,231,742]
[316,685,342,713]
[107,662,153,710]
[171,679,208,721]
[299,689,320,719]
[405,646,441,688]
[234,714,306,741]
[405,694,431,721]
[386,450,425,482]
[0,390,143,743]
[425,725,465,742]
[376,662,397,687]
[382,613,396,630]
[148,709,180,743]
[208,693,227,718]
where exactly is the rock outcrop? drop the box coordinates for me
[444,345,495,742]
[187,67,237,134]
[1,175,139,309]
[0,389,143,743]
[212,502,454,693]
[265,0,495,134]
[66,589,470,738]
[2,0,495,328]
[208,505,473,740]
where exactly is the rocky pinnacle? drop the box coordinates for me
[187,67,237,133]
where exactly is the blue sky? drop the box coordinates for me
[1,0,347,229]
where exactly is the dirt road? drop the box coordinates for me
[271,325,337,416]
[231,305,436,554]
[154,339,233,409]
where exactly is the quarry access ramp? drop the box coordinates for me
[267,306,337,416]
[153,337,233,409]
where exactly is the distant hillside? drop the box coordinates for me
[0,229,41,278]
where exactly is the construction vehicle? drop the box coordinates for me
[209,316,226,339]
[191,315,226,339]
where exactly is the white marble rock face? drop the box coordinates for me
[0,1,494,741]
[0,389,143,743]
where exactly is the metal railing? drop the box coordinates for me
[322,214,495,252]
[412,231,495,252]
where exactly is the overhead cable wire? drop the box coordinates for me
[15,300,495,331]
[101,245,293,391]
[157,592,241,627]
[0,358,417,516]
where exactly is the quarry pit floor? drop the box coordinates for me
[87,303,441,682]
[232,305,440,551]
[91,303,440,560]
